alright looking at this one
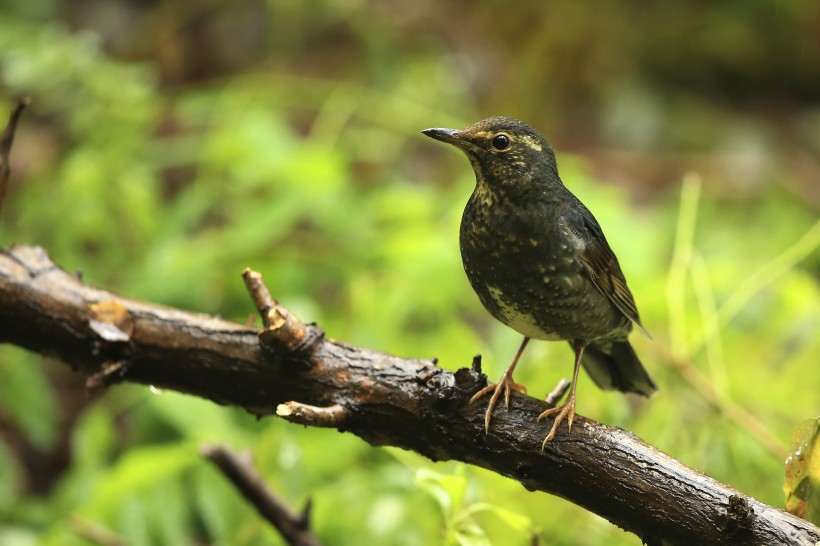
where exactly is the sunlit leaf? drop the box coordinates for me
[415,467,467,521]
[784,418,820,524]
[464,502,534,533]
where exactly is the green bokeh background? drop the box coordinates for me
[0,1,818,544]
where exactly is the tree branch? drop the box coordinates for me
[0,97,30,215]
[201,444,322,546]
[0,244,817,545]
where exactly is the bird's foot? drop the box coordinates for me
[470,374,527,433]
[537,393,576,448]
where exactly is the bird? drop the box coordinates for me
[422,116,657,447]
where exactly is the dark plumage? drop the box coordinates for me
[423,116,657,446]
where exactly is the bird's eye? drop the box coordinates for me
[491,134,510,150]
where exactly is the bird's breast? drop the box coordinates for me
[459,192,623,341]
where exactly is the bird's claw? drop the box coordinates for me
[470,375,526,433]
[537,394,577,449]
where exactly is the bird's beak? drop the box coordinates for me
[422,127,464,148]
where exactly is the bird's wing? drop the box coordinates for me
[566,200,650,338]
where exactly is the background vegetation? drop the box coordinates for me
[0,1,818,544]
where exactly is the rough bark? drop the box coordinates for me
[0,244,817,546]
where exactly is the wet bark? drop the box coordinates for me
[1,244,817,546]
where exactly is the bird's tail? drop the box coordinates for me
[579,340,658,397]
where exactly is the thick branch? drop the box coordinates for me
[0,244,817,545]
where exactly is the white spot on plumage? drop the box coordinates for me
[562,276,578,290]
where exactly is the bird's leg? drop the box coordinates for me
[470,336,530,433]
[537,339,586,447]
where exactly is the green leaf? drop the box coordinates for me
[80,443,199,517]
[147,478,190,546]
[0,349,57,450]
[0,440,21,512]
[453,523,490,546]
[415,467,467,521]
[463,502,534,533]
[192,465,240,543]
[784,417,820,524]
[72,404,116,471]
[50,402,117,512]
[147,390,247,443]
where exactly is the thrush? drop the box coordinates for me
[423,116,658,447]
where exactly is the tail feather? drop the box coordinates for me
[577,340,658,397]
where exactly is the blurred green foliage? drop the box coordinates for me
[0,1,818,545]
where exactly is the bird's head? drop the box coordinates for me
[423,116,560,193]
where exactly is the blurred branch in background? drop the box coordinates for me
[0,97,29,215]
[202,444,322,546]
